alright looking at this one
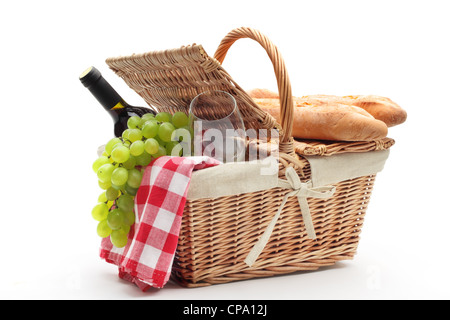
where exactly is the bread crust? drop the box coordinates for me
[297,94,407,127]
[247,89,407,128]
[247,88,280,99]
[254,98,388,141]
[343,95,407,127]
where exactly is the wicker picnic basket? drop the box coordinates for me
[105,27,395,287]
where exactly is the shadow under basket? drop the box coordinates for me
[104,27,396,287]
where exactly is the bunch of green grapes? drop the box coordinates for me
[91,111,191,248]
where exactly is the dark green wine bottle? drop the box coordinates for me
[79,66,156,137]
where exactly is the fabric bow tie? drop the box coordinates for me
[245,166,336,267]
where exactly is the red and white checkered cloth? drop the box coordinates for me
[99,156,221,291]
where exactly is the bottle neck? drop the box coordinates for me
[85,76,129,112]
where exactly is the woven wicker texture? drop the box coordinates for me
[295,137,395,157]
[175,167,375,287]
[105,27,394,287]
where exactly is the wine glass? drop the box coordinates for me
[189,90,246,163]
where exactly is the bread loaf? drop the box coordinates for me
[297,94,407,127]
[247,89,407,127]
[247,88,280,99]
[343,95,407,127]
[254,98,388,141]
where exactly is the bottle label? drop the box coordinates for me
[112,102,125,110]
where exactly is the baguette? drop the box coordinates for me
[247,89,407,127]
[298,94,407,127]
[343,95,407,127]
[247,88,280,99]
[254,98,388,141]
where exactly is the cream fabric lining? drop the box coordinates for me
[187,157,278,200]
[187,150,390,200]
[304,149,390,187]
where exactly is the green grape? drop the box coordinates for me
[142,113,155,121]
[97,163,115,183]
[111,183,124,190]
[123,211,136,226]
[127,168,143,189]
[172,127,191,142]
[135,151,152,166]
[107,208,125,230]
[122,128,131,141]
[112,141,124,150]
[121,225,131,234]
[182,125,195,140]
[154,145,167,158]
[105,137,123,155]
[110,229,128,248]
[140,113,155,126]
[97,220,112,238]
[155,112,172,123]
[171,128,192,156]
[122,155,136,170]
[117,194,134,213]
[98,179,111,190]
[130,140,145,156]
[144,138,159,155]
[111,145,130,163]
[105,187,120,201]
[92,156,110,173]
[111,167,128,186]
[142,120,159,139]
[154,136,167,147]
[98,192,107,203]
[166,141,182,156]
[92,203,109,221]
[171,112,189,128]
[127,116,142,129]
[158,122,176,142]
[124,184,138,196]
[128,128,143,143]
[123,140,131,148]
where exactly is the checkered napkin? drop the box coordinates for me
[99,156,221,291]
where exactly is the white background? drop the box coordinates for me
[1,0,449,300]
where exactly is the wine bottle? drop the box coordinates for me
[79,66,156,137]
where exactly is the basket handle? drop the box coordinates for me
[214,27,294,144]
